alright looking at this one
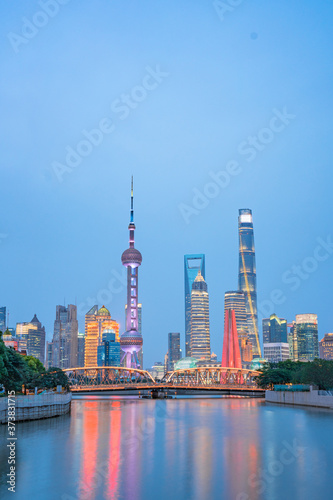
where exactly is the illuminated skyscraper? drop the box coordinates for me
[184,254,205,357]
[295,314,319,361]
[319,333,333,360]
[52,305,78,369]
[238,209,261,357]
[84,305,119,367]
[190,270,211,360]
[120,178,143,369]
[262,314,287,343]
[77,332,85,367]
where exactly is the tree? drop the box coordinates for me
[301,359,333,391]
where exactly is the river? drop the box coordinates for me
[0,397,332,500]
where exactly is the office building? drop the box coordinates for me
[184,254,205,357]
[190,270,211,360]
[150,361,165,380]
[288,322,298,361]
[97,330,121,367]
[263,342,290,363]
[262,314,288,344]
[168,332,181,371]
[46,341,53,369]
[52,305,78,369]
[16,316,45,363]
[77,332,85,367]
[295,314,319,362]
[238,209,261,357]
[85,305,119,367]
[0,306,6,333]
[319,333,333,360]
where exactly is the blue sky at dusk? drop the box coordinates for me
[1,0,333,367]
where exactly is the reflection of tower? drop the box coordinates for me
[238,209,261,357]
[120,177,143,369]
[222,309,242,369]
[184,254,205,357]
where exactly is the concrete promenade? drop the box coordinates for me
[0,393,72,423]
[266,387,333,409]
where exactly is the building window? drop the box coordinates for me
[131,298,136,307]
[131,288,136,297]
[131,278,136,286]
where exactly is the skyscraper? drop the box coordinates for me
[184,254,205,357]
[16,316,46,363]
[84,305,119,367]
[120,177,143,369]
[168,332,181,371]
[224,291,251,364]
[190,270,211,360]
[238,209,261,357]
[295,314,319,362]
[0,306,6,333]
[97,330,121,367]
[319,333,333,360]
[28,314,46,364]
[52,305,78,369]
[262,314,288,343]
[77,332,85,367]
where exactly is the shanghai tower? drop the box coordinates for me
[120,177,143,369]
[238,209,261,358]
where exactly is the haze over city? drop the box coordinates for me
[1,1,333,367]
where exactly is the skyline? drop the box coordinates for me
[1,1,333,367]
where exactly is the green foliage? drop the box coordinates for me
[255,358,333,390]
[0,333,69,392]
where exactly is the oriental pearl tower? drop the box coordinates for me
[120,177,143,369]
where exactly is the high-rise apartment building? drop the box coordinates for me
[190,270,211,360]
[319,333,333,360]
[295,314,319,362]
[0,306,6,333]
[224,291,251,363]
[184,254,205,357]
[168,332,181,371]
[85,305,120,367]
[238,209,261,357]
[52,305,78,369]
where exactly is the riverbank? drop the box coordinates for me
[0,393,72,423]
[266,387,333,409]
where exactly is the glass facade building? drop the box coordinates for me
[168,332,181,371]
[190,270,211,360]
[296,314,319,362]
[184,254,205,357]
[262,314,287,343]
[97,330,121,367]
[263,343,290,363]
[0,306,6,334]
[16,316,45,363]
[85,305,120,367]
[52,305,79,369]
[238,209,261,357]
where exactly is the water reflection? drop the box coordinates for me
[0,398,333,500]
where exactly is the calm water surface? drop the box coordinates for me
[0,397,333,500]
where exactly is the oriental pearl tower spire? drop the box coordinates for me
[120,177,143,369]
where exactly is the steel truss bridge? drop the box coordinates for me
[64,366,263,396]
